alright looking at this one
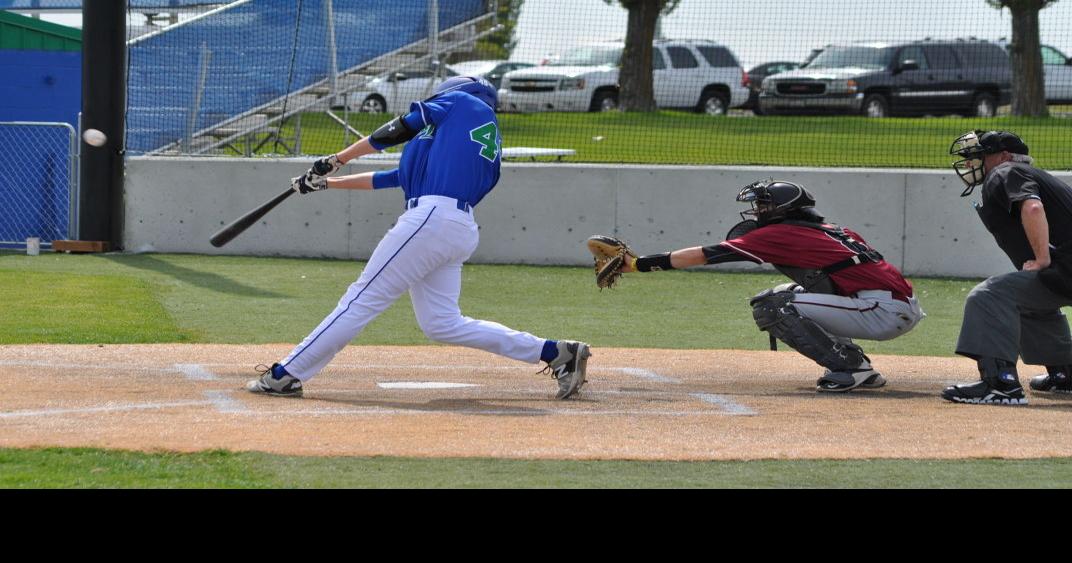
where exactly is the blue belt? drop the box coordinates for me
[405,197,471,212]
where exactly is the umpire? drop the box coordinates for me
[943,130,1072,405]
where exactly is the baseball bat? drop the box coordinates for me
[210,187,295,247]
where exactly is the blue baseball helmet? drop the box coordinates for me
[433,75,498,109]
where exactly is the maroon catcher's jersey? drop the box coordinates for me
[719,223,914,301]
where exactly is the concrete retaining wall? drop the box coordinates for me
[124,157,1072,278]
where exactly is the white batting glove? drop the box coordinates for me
[309,154,343,177]
[291,173,328,194]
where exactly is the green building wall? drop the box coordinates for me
[0,10,81,51]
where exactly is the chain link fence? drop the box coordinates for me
[0,122,78,249]
[112,0,1072,168]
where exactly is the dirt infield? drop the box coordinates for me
[1,344,1071,460]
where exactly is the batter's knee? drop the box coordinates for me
[417,315,466,343]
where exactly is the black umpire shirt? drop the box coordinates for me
[975,162,1072,269]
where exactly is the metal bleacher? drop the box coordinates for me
[125,0,494,156]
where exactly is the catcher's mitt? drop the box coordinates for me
[586,235,636,289]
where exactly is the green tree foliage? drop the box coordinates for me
[467,0,524,61]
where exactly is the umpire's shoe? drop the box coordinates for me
[942,360,1026,405]
[246,363,303,398]
[543,341,592,400]
[1029,366,1072,394]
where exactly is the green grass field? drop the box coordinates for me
[3,252,1070,488]
[0,252,974,355]
[252,111,1072,169]
[3,448,1071,488]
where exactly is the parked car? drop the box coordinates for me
[758,39,1012,117]
[347,59,532,113]
[1042,44,1072,104]
[744,61,800,113]
[1000,42,1072,105]
[449,59,534,90]
[347,61,457,113]
[498,39,750,115]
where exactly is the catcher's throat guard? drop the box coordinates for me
[725,219,759,240]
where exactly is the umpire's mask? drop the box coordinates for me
[950,131,987,197]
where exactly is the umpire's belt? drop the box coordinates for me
[406,196,472,213]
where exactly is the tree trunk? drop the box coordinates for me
[618,0,663,112]
[1007,0,1050,117]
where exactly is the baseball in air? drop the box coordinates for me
[83,128,107,147]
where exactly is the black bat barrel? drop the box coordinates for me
[210,188,295,247]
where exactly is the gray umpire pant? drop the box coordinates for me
[956,270,1072,366]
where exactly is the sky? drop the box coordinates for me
[23,0,1072,69]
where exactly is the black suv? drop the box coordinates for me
[758,39,1011,117]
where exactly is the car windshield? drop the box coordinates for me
[806,46,894,69]
[550,46,622,66]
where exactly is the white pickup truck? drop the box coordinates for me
[498,39,749,115]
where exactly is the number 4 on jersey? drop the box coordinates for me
[469,122,501,162]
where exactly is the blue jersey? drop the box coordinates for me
[370,91,501,207]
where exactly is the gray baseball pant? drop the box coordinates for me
[955,270,1072,365]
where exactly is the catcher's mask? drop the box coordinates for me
[736,179,816,225]
[950,130,1029,197]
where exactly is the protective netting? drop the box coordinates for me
[0,122,76,248]
[124,0,486,155]
[117,0,1072,168]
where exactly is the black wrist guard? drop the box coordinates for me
[370,115,417,147]
[636,253,673,272]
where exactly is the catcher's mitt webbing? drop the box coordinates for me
[587,235,635,289]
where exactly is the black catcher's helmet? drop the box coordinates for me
[949,130,1029,197]
[736,179,817,224]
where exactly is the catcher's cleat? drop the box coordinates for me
[541,340,592,400]
[1029,371,1072,394]
[246,363,303,398]
[941,379,1026,405]
[816,368,886,393]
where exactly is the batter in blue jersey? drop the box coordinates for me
[246,76,591,400]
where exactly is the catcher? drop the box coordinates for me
[589,179,925,392]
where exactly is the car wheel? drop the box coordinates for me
[861,94,888,118]
[360,95,387,113]
[698,91,729,116]
[972,93,997,118]
[591,90,619,112]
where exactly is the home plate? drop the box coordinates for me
[377,381,483,389]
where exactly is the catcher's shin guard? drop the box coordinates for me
[750,289,865,371]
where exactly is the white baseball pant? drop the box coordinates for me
[280,195,546,381]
